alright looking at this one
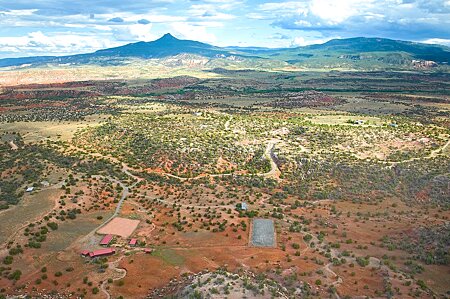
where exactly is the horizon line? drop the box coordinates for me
[0,33,448,61]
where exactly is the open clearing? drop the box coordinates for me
[0,115,106,142]
[307,114,384,126]
[41,211,108,252]
[97,217,140,238]
[0,188,60,244]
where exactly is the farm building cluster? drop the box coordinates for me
[80,217,153,258]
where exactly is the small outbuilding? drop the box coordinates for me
[144,248,153,254]
[89,248,115,258]
[129,238,137,246]
[26,187,34,192]
[80,250,90,257]
[100,234,113,246]
[41,181,50,187]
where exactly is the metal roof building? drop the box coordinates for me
[100,234,113,246]
[88,248,115,258]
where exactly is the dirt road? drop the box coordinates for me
[386,138,450,167]
[100,255,127,299]
[259,139,282,180]
[8,140,18,150]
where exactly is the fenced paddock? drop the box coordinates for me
[250,218,276,247]
[97,217,140,238]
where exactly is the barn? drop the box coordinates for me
[88,248,115,258]
[100,234,113,246]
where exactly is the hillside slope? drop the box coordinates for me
[0,35,449,70]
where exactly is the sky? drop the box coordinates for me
[0,0,449,58]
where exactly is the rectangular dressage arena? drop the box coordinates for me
[250,218,276,247]
[97,217,140,238]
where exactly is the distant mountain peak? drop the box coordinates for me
[159,33,178,41]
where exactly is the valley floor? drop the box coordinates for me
[0,70,449,299]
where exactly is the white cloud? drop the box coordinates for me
[122,13,186,23]
[188,4,236,21]
[309,0,375,24]
[0,31,119,55]
[294,20,312,27]
[246,13,266,20]
[268,0,450,42]
[258,2,308,12]
[170,23,217,43]
[291,36,331,46]
[124,24,155,41]
[197,0,243,10]
[422,38,450,46]
[256,0,377,25]
[0,9,38,16]
[93,12,186,24]
[93,25,113,31]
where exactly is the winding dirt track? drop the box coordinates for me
[8,140,18,150]
[69,136,282,183]
[160,139,281,181]
[100,255,127,299]
[66,113,284,183]
[260,139,282,181]
[386,138,450,167]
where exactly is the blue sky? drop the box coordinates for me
[0,0,449,58]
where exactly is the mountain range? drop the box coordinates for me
[1,33,449,70]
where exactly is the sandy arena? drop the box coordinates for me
[97,217,140,238]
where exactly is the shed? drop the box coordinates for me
[89,248,115,258]
[80,250,90,257]
[41,181,50,187]
[241,202,248,210]
[144,248,153,254]
[26,187,34,192]
[100,234,113,246]
[129,238,137,246]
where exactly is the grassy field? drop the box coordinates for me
[151,248,186,266]
[0,188,60,244]
[307,114,385,125]
[39,211,108,252]
[0,115,107,143]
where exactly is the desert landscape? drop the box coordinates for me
[0,3,449,298]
